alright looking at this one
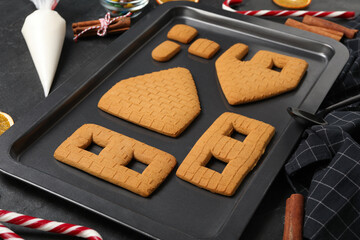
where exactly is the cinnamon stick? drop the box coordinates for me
[72,17,131,38]
[320,27,346,37]
[283,194,304,240]
[73,27,130,38]
[285,18,343,41]
[72,17,130,33]
[72,19,104,29]
[303,15,358,39]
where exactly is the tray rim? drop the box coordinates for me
[0,2,349,240]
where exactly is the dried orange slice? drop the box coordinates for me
[273,0,311,9]
[156,0,199,5]
[0,112,14,136]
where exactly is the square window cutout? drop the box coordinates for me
[127,160,148,174]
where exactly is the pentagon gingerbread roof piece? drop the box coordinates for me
[98,67,201,137]
[54,124,177,197]
[176,112,275,196]
[215,43,308,105]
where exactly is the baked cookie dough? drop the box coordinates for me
[54,124,176,197]
[176,112,275,196]
[152,40,181,62]
[215,43,308,105]
[188,38,220,59]
[167,24,198,44]
[98,67,201,137]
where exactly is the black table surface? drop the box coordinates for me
[0,0,359,239]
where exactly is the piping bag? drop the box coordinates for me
[22,0,65,97]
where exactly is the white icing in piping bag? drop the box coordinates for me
[21,0,65,97]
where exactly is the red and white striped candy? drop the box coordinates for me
[222,0,355,19]
[0,210,102,240]
[0,223,24,240]
[51,0,60,10]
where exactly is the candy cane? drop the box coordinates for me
[51,0,60,10]
[0,223,24,240]
[0,210,102,240]
[222,0,355,19]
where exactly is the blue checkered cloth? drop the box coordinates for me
[285,17,360,240]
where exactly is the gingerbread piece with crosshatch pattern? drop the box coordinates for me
[98,67,201,137]
[167,24,198,44]
[54,124,176,197]
[188,38,220,59]
[176,112,275,196]
[215,43,308,105]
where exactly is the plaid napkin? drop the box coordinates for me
[285,17,360,240]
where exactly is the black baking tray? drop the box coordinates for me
[0,2,349,239]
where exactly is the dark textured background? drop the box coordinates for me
[0,0,359,239]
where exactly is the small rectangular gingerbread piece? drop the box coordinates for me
[167,24,198,44]
[188,38,220,59]
[54,124,177,197]
[152,40,181,62]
